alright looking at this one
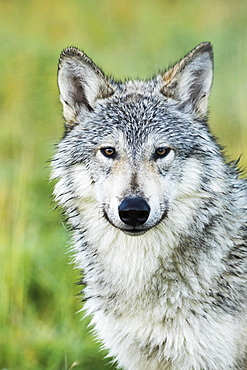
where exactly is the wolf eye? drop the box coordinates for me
[100,147,116,158]
[155,147,171,158]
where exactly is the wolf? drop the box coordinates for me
[51,42,247,369]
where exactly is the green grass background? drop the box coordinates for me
[1,0,247,369]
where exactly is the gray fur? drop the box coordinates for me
[52,42,247,369]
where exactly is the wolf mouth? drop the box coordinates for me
[121,228,149,236]
[103,209,168,235]
[103,209,149,234]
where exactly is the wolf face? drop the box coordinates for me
[54,43,216,236]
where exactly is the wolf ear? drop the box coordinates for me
[58,47,114,129]
[160,42,213,119]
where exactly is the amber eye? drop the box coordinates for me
[155,147,171,158]
[100,147,116,158]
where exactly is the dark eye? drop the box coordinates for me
[155,147,171,158]
[100,147,116,158]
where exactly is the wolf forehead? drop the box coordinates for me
[71,90,203,147]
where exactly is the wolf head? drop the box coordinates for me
[53,43,219,237]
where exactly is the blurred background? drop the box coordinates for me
[0,0,246,369]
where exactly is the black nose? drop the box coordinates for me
[118,197,150,227]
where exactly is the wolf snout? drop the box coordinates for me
[118,197,150,227]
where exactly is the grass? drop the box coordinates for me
[0,0,247,369]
